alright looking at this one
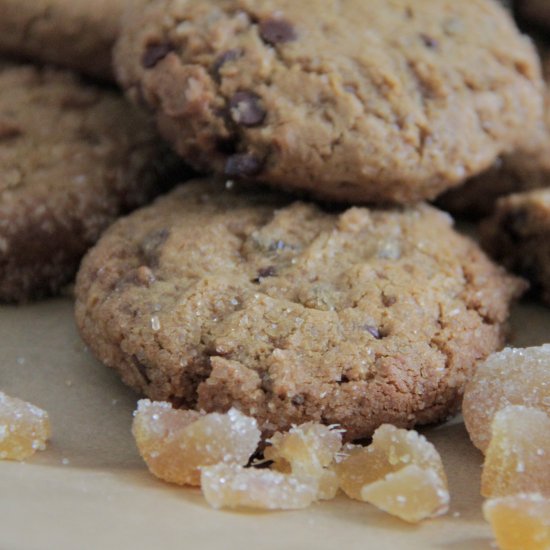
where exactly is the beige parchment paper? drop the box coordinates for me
[0,297,548,550]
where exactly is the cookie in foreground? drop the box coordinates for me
[114,0,543,204]
[75,178,525,440]
[0,63,185,303]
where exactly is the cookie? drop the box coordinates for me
[75,178,525,441]
[114,0,543,204]
[438,48,550,218]
[0,0,131,80]
[517,0,550,31]
[0,63,185,303]
[481,188,550,306]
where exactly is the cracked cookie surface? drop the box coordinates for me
[0,63,184,302]
[115,0,543,204]
[75,179,525,441]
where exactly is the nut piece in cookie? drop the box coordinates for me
[115,0,543,203]
[75,178,524,441]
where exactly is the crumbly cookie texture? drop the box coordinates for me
[439,49,550,219]
[0,0,131,80]
[75,179,524,441]
[481,188,550,306]
[114,0,543,204]
[0,63,185,303]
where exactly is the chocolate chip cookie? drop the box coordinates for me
[0,0,131,80]
[439,47,550,218]
[481,188,550,306]
[75,178,525,441]
[115,0,543,204]
[0,63,185,302]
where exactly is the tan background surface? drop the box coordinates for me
[0,297,548,550]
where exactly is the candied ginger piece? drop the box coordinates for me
[360,464,450,523]
[132,400,260,486]
[201,463,318,510]
[264,422,342,500]
[335,425,449,522]
[463,345,550,453]
[336,425,447,498]
[483,494,550,550]
[0,391,50,461]
[482,406,550,498]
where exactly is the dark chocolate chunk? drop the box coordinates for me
[259,18,297,45]
[225,153,264,178]
[253,265,277,283]
[420,33,438,49]
[0,119,22,140]
[142,42,174,69]
[229,91,266,127]
[213,49,242,77]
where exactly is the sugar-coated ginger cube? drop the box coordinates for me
[335,424,449,522]
[0,391,50,461]
[132,400,260,486]
[264,422,343,500]
[483,493,550,550]
[463,345,550,453]
[482,406,550,498]
[360,464,450,523]
[201,463,319,510]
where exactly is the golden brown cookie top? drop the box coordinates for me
[116,0,543,204]
[76,178,524,440]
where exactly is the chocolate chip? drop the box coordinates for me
[253,265,276,283]
[382,294,397,307]
[0,119,22,140]
[229,91,266,127]
[364,325,381,339]
[258,265,276,278]
[225,154,263,178]
[420,33,438,49]
[259,18,297,45]
[213,49,242,77]
[337,375,350,385]
[142,42,174,69]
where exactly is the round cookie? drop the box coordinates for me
[0,0,135,81]
[75,178,525,441]
[115,0,543,204]
[438,47,550,218]
[0,63,185,303]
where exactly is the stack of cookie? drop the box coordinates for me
[438,3,550,307]
[1,0,546,441]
